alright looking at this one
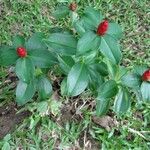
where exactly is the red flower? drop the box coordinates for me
[142,69,150,81]
[97,20,109,36]
[69,2,77,11]
[17,47,27,58]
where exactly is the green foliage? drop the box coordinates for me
[16,80,36,105]
[52,5,70,19]
[45,33,77,55]
[141,82,150,102]
[82,7,103,30]
[114,88,131,115]
[96,97,110,116]
[107,23,122,40]
[77,31,100,55]
[98,80,118,99]
[37,75,53,100]
[25,33,47,51]
[29,49,57,68]
[99,35,122,64]
[0,46,18,66]
[67,63,89,96]
[0,1,149,149]
[15,57,35,83]
[12,35,25,49]
[61,78,68,95]
[96,80,118,115]
[121,73,141,89]
[0,6,149,117]
[58,55,75,74]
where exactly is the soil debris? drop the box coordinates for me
[92,115,118,131]
[0,103,30,139]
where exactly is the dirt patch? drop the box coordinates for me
[78,131,101,150]
[49,97,101,149]
[0,103,30,139]
[92,115,118,132]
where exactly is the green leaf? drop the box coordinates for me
[83,50,97,64]
[58,55,75,74]
[88,67,104,93]
[96,97,110,116]
[35,68,43,77]
[49,27,65,33]
[29,49,57,68]
[15,57,35,83]
[0,46,18,66]
[12,35,25,49]
[98,80,118,99]
[114,88,130,115]
[61,78,68,96]
[107,23,122,40]
[99,34,122,64]
[26,33,47,51]
[77,31,101,55]
[121,73,141,89]
[90,62,108,76]
[29,147,37,150]
[141,82,150,103]
[73,20,86,36]
[45,33,77,55]
[133,65,148,76]
[67,63,89,96]
[2,142,10,150]
[37,76,52,100]
[83,7,103,30]
[16,80,36,105]
[52,5,70,19]
[134,89,143,106]
[106,60,119,79]
[119,66,128,78]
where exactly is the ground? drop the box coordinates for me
[0,0,150,149]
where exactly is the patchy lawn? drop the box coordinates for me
[0,0,150,149]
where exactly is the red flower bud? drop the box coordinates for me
[97,20,109,36]
[142,69,150,81]
[17,47,27,58]
[69,2,77,11]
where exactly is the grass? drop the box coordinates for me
[0,0,150,149]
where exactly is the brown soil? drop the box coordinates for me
[0,68,31,139]
[0,102,30,139]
